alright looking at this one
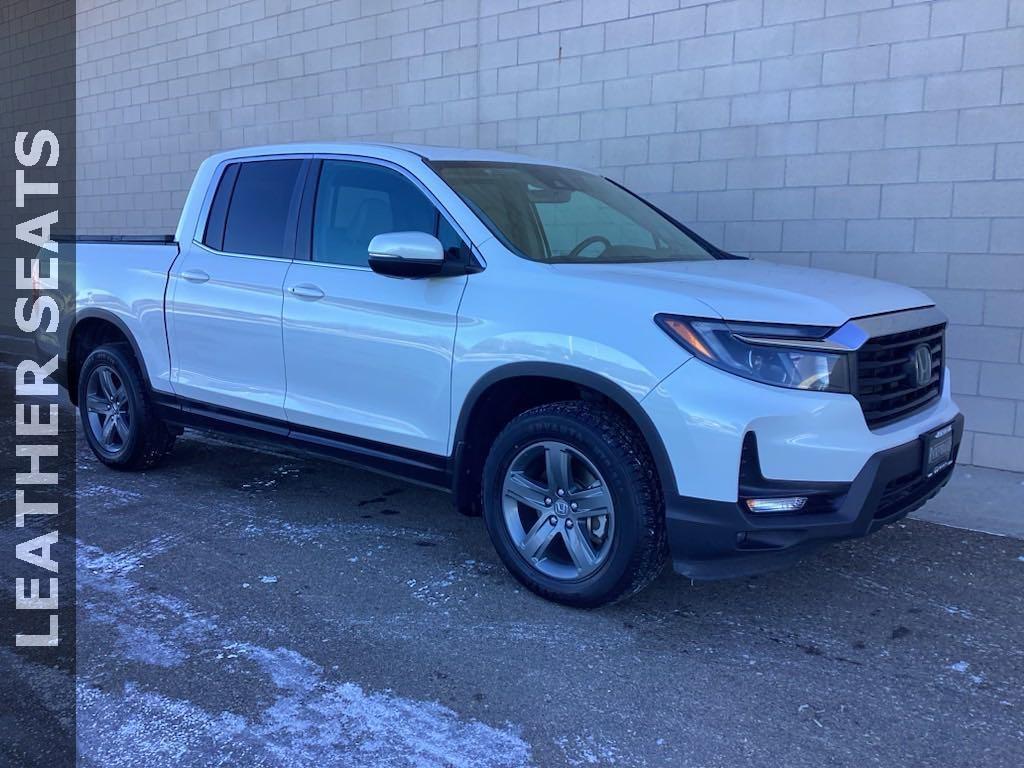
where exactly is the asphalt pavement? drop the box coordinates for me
[57,422,1024,768]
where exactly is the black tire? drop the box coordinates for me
[482,401,667,608]
[77,343,175,470]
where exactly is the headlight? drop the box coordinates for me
[655,314,851,393]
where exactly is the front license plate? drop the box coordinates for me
[922,422,954,477]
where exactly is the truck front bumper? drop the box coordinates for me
[665,412,963,579]
[641,356,964,580]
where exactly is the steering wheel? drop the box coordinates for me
[565,235,612,260]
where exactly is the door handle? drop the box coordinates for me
[181,269,210,284]
[288,283,325,300]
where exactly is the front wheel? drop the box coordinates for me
[482,401,667,608]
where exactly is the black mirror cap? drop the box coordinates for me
[369,254,453,278]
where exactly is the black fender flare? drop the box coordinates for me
[65,309,153,397]
[451,362,678,498]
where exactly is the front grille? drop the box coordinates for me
[855,322,945,429]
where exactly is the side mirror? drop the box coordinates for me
[367,232,446,278]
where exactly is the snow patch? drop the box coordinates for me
[77,484,143,506]
[78,535,180,578]
[78,537,216,667]
[408,560,498,608]
[78,647,533,768]
[942,605,974,620]
[76,542,534,766]
[555,733,622,766]
[242,518,450,546]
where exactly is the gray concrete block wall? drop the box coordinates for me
[76,0,1024,471]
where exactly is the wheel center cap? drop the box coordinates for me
[553,499,570,516]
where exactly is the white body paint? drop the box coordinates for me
[60,142,959,503]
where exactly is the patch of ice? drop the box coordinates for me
[78,651,533,768]
[77,538,216,668]
[111,625,187,668]
[78,683,248,767]
[409,560,498,608]
[555,733,622,766]
[78,535,179,577]
[242,518,450,546]
[943,605,974,620]
[231,644,320,692]
[76,542,535,767]
[76,484,143,506]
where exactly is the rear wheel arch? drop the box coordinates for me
[451,363,676,514]
[67,311,149,404]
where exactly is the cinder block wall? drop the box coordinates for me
[76,0,1024,470]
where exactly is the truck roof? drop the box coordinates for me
[176,142,587,244]
[205,142,566,167]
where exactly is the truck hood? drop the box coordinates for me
[552,258,933,328]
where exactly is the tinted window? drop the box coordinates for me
[312,161,438,267]
[437,215,467,261]
[222,159,304,258]
[434,162,714,263]
[534,192,655,257]
[203,163,239,251]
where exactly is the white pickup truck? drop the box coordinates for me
[43,143,963,606]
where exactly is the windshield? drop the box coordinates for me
[431,161,718,264]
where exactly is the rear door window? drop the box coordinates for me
[220,159,304,258]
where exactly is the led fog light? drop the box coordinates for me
[745,497,808,514]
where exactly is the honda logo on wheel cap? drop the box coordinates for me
[911,343,932,387]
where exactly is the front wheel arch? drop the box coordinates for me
[452,363,677,515]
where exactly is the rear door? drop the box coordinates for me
[281,157,469,455]
[166,156,309,420]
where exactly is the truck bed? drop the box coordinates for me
[55,234,176,244]
[57,237,182,393]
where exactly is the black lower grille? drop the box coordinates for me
[855,323,945,429]
[875,460,955,519]
[738,433,849,515]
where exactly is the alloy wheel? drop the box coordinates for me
[85,364,132,454]
[500,440,615,581]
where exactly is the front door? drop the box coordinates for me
[167,157,307,420]
[282,159,468,456]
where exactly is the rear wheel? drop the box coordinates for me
[78,344,175,470]
[482,401,667,607]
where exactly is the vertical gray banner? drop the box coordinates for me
[0,1,76,766]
